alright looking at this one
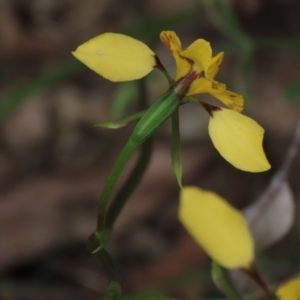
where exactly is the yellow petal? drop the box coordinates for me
[276,276,300,300]
[72,33,156,82]
[160,31,190,80]
[206,52,224,80]
[208,108,271,172]
[179,186,254,269]
[187,77,226,96]
[210,90,244,112]
[181,39,212,73]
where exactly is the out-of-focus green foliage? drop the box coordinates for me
[0,58,82,119]
[111,82,138,119]
[285,77,300,103]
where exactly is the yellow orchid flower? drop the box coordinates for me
[160,31,243,112]
[72,31,270,173]
[179,186,254,269]
[72,31,243,111]
[276,276,300,300]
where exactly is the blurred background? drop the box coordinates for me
[0,0,299,299]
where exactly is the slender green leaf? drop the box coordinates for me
[95,110,146,129]
[171,108,182,188]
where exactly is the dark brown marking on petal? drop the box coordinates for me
[161,33,195,72]
[177,54,194,68]
[173,70,198,98]
[160,32,180,55]
[173,69,205,98]
[160,33,172,52]
[228,102,244,111]
[211,82,219,89]
[197,71,204,78]
[201,101,222,117]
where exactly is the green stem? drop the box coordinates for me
[105,79,153,231]
[95,89,181,248]
[212,261,241,300]
[171,107,182,188]
[97,139,138,231]
[105,136,153,231]
[94,248,122,299]
[90,81,151,299]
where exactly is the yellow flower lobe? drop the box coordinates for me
[179,186,254,269]
[72,33,156,82]
[276,276,300,300]
[208,108,271,172]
